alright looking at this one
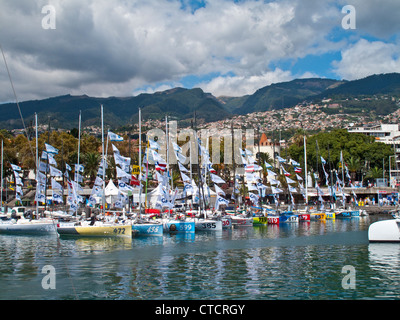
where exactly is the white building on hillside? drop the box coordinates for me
[348,124,400,187]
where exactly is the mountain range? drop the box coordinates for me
[1,73,400,131]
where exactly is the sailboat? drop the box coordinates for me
[0,113,58,235]
[368,211,400,242]
[56,106,132,238]
[142,116,194,234]
[131,108,163,236]
[187,129,223,231]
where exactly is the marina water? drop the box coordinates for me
[0,215,399,300]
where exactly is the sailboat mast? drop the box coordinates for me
[76,110,81,182]
[138,108,142,217]
[1,139,3,212]
[101,105,105,215]
[303,134,308,206]
[35,113,38,215]
[165,115,170,206]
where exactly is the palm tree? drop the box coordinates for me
[365,166,383,184]
[83,152,101,186]
[346,156,361,181]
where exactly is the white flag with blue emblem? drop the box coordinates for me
[210,173,225,184]
[215,195,229,211]
[45,143,59,154]
[108,131,124,141]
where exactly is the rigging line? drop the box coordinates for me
[0,44,36,167]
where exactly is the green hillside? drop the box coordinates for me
[1,73,400,131]
[0,87,231,130]
[231,78,341,114]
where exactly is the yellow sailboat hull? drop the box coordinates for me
[57,224,132,238]
[310,212,326,220]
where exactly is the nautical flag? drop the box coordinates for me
[108,131,124,141]
[74,172,84,183]
[97,167,104,176]
[296,173,303,181]
[130,175,140,186]
[294,167,302,173]
[155,161,167,172]
[245,164,254,173]
[268,177,280,185]
[51,178,63,192]
[94,176,103,187]
[290,159,300,166]
[114,153,131,167]
[148,139,160,150]
[249,192,259,204]
[210,173,225,184]
[247,183,258,191]
[175,151,186,164]
[257,182,267,197]
[214,184,226,196]
[178,161,189,173]
[65,163,72,171]
[245,172,257,182]
[49,165,62,177]
[320,156,326,165]
[87,195,97,207]
[271,186,283,194]
[75,164,85,173]
[184,181,195,192]
[180,171,191,183]
[111,144,120,155]
[36,171,46,184]
[288,185,297,193]
[172,142,182,154]
[118,180,134,193]
[215,195,229,210]
[276,155,286,163]
[267,169,277,177]
[10,164,21,171]
[264,161,273,168]
[35,192,46,204]
[281,165,290,177]
[52,191,63,204]
[116,166,131,179]
[47,153,57,166]
[45,143,59,154]
[39,161,48,173]
[208,164,217,174]
[285,176,296,184]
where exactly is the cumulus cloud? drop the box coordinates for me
[333,39,400,80]
[0,0,398,102]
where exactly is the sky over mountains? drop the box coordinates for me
[1,0,400,102]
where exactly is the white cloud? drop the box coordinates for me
[1,0,397,102]
[333,39,400,80]
[198,69,294,97]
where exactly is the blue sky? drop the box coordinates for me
[1,0,400,101]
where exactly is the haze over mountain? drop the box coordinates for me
[1,73,400,131]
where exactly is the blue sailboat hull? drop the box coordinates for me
[132,223,163,236]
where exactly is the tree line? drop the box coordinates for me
[0,128,394,188]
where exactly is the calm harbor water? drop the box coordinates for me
[0,215,399,300]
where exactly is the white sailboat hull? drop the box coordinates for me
[187,218,223,231]
[368,219,400,242]
[0,219,56,235]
